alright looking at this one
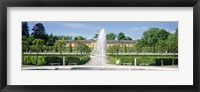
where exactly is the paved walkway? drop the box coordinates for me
[85,54,111,66]
[22,65,178,71]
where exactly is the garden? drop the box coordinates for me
[22,54,90,66]
[107,55,178,66]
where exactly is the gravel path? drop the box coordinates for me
[85,54,111,66]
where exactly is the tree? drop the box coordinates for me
[22,22,29,37]
[53,35,73,40]
[53,35,59,41]
[174,28,178,52]
[80,44,91,54]
[54,40,65,54]
[32,39,44,65]
[131,41,143,56]
[117,32,125,41]
[167,29,178,65]
[31,23,46,39]
[156,40,168,66]
[46,33,55,46]
[69,44,73,53]
[22,40,29,52]
[106,45,112,54]
[74,36,86,40]
[107,45,116,55]
[123,45,127,53]
[22,36,29,52]
[167,34,178,53]
[141,27,169,52]
[125,36,132,40]
[113,44,121,57]
[27,35,35,46]
[23,35,35,52]
[75,42,90,54]
[85,45,91,54]
[43,34,49,45]
[63,36,73,40]
[47,38,55,46]
[106,33,116,40]
[142,46,152,53]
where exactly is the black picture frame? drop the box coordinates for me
[0,0,200,92]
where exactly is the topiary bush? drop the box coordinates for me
[107,55,178,66]
[37,56,46,65]
[22,54,91,66]
[65,56,80,64]
[45,56,63,65]
[119,57,135,65]
[107,56,116,64]
[23,56,32,65]
[65,55,90,65]
[155,58,178,66]
[137,58,156,66]
[23,56,46,65]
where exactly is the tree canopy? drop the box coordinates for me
[106,33,116,40]
[74,36,86,40]
[32,39,44,52]
[31,23,46,39]
[125,36,132,40]
[22,22,29,37]
[117,32,125,41]
[140,27,170,52]
[54,40,65,54]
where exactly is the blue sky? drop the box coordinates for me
[27,21,178,40]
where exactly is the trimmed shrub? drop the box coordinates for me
[65,56,80,64]
[119,57,135,65]
[22,55,90,65]
[30,56,37,65]
[155,58,178,66]
[37,56,46,65]
[107,56,117,64]
[107,55,178,66]
[65,55,90,65]
[23,56,32,65]
[137,58,156,65]
[23,56,46,65]
[45,56,63,65]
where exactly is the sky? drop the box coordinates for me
[27,21,178,40]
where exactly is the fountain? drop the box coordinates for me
[70,29,107,70]
[96,29,106,66]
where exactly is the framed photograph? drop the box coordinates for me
[0,0,199,92]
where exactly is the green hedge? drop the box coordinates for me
[65,55,90,65]
[107,56,117,64]
[155,58,178,66]
[23,56,46,65]
[45,56,63,65]
[107,55,178,66]
[137,58,156,65]
[119,57,135,65]
[22,55,90,65]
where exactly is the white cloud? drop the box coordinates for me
[65,32,84,36]
[131,27,148,30]
[165,29,176,33]
[169,31,176,33]
[63,23,89,28]
[64,32,94,40]
[62,23,98,30]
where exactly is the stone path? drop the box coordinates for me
[85,54,111,66]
